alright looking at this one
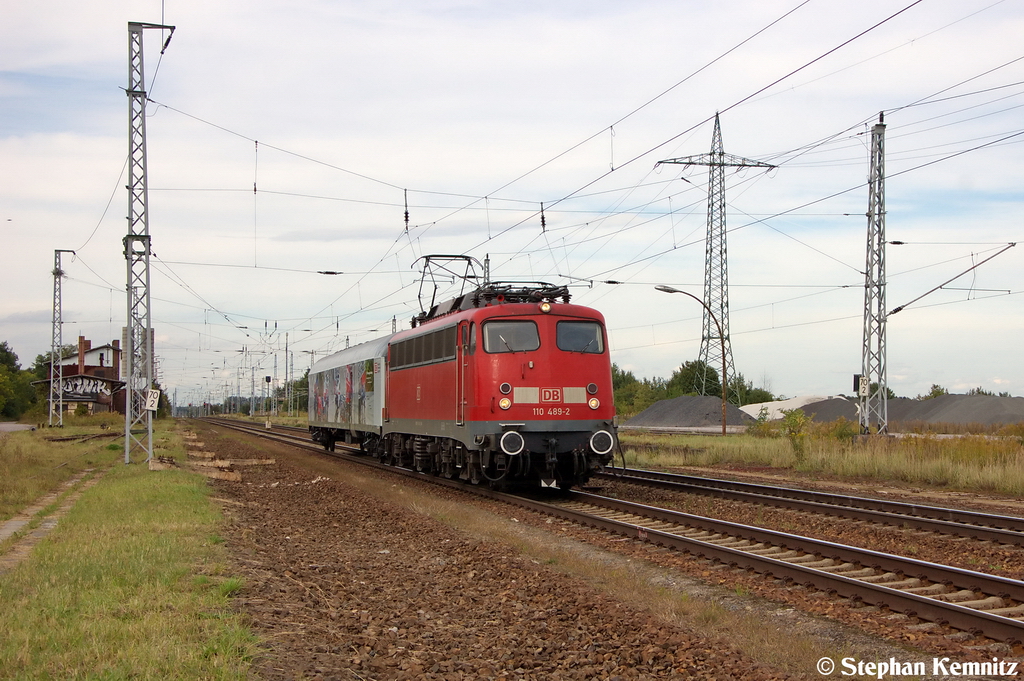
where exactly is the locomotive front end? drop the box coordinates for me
[467,299,617,488]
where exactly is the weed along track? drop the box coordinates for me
[200,417,1024,660]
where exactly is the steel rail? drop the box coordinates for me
[597,467,1024,545]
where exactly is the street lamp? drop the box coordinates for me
[655,285,728,436]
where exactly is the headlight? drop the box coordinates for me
[499,397,512,410]
[588,397,600,410]
[590,430,614,455]
[539,302,552,313]
[500,430,525,455]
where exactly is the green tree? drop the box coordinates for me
[611,363,641,415]
[666,360,720,398]
[869,382,898,400]
[0,342,40,419]
[917,384,948,400]
[612,364,638,390]
[30,344,78,380]
[728,372,776,406]
[0,365,13,415]
[0,341,19,372]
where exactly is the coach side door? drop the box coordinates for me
[456,321,470,426]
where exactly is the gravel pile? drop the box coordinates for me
[799,394,1024,426]
[625,396,754,428]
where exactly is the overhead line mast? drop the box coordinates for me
[50,249,75,427]
[124,22,173,464]
[658,113,775,402]
[859,113,888,435]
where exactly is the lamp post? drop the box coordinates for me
[655,285,728,436]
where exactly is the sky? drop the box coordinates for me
[2,0,1023,407]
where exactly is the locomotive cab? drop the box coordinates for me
[462,300,617,488]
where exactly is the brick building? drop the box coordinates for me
[44,336,126,415]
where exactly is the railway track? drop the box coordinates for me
[597,467,1024,546]
[195,417,1024,643]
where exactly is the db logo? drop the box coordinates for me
[541,388,562,403]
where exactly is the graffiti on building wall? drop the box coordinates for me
[61,376,114,402]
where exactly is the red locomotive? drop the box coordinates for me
[309,258,616,490]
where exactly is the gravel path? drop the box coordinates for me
[203,428,794,680]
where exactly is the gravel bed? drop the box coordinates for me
[200,427,794,680]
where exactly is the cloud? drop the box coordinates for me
[0,309,52,324]
[3,0,1024,401]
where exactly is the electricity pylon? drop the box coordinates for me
[658,113,774,402]
[860,113,888,434]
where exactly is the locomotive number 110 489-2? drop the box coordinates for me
[534,407,570,416]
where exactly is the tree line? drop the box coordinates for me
[0,342,42,419]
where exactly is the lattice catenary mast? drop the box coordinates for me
[50,249,75,427]
[658,113,774,402]
[859,113,888,434]
[124,22,173,463]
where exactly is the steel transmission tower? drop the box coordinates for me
[50,249,75,427]
[125,22,173,464]
[860,114,888,434]
[658,113,774,402]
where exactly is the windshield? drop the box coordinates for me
[482,320,540,353]
[556,321,604,354]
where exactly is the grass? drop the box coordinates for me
[0,420,259,679]
[0,424,122,523]
[618,424,1024,496]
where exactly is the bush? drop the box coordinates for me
[746,407,780,439]
[812,416,858,442]
[780,408,810,461]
